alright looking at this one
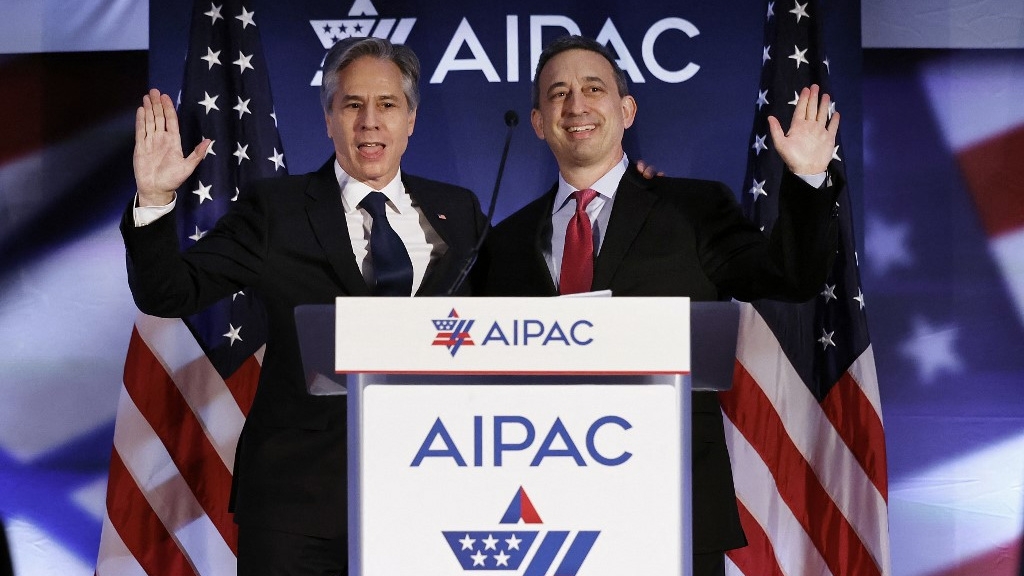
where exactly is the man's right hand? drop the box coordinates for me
[134,89,210,206]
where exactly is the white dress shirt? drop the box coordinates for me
[335,163,443,295]
[545,155,628,287]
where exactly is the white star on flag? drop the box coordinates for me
[756,89,769,109]
[854,288,866,310]
[236,7,256,29]
[234,51,254,74]
[749,178,767,200]
[199,91,219,113]
[234,142,250,164]
[821,283,837,302]
[192,180,213,204]
[900,316,963,384]
[189,225,207,242]
[752,134,768,155]
[223,324,243,345]
[234,96,252,118]
[268,147,286,171]
[789,45,809,68]
[818,328,835,349]
[204,2,223,24]
[790,1,810,22]
[201,47,221,69]
[866,214,913,277]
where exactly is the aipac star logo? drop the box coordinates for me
[309,0,416,85]
[443,487,600,574]
[432,308,475,357]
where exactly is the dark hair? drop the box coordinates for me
[320,37,421,112]
[532,35,630,109]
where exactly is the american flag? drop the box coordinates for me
[718,2,891,575]
[96,1,284,574]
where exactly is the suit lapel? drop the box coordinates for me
[592,169,658,291]
[409,183,456,296]
[534,187,559,295]
[305,158,371,296]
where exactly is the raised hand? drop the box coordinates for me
[767,84,840,176]
[635,159,665,179]
[133,89,211,206]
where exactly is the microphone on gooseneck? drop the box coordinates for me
[445,110,519,296]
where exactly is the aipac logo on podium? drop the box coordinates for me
[442,487,600,574]
[432,308,475,356]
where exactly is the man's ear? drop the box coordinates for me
[531,108,546,140]
[621,95,637,130]
[324,111,334,140]
[407,108,417,137]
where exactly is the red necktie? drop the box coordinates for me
[559,188,598,295]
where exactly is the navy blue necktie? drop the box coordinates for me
[359,191,413,296]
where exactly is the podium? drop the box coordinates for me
[295,297,739,576]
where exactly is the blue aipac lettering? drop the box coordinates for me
[410,417,468,466]
[480,319,594,346]
[410,414,631,467]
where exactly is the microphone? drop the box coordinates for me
[446,110,518,295]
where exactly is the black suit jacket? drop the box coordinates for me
[478,165,839,553]
[121,158,487,538]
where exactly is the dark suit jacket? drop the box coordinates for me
[121,158,487,538]
[478,165,839,554]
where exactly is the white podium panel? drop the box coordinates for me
[356,380,686,576]
[334,297,690,375]
[330,297,695,576]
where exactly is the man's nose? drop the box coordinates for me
[359,105,379,129]
[565,90,586,115]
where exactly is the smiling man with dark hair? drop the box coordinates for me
[480,34,843,576]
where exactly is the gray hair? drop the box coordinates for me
[319,37,421,112]
[532,35,630,109]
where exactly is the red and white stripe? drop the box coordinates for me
[96,315,260,576]
[721,303,891,576]
[921,57,1024,329]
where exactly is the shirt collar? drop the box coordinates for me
[335,160,406,213]
[553,154,628,213]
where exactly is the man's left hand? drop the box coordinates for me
[768,84,839,175]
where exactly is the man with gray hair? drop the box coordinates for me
[123,37,487,574]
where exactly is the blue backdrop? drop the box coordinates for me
[148,0,863,224]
